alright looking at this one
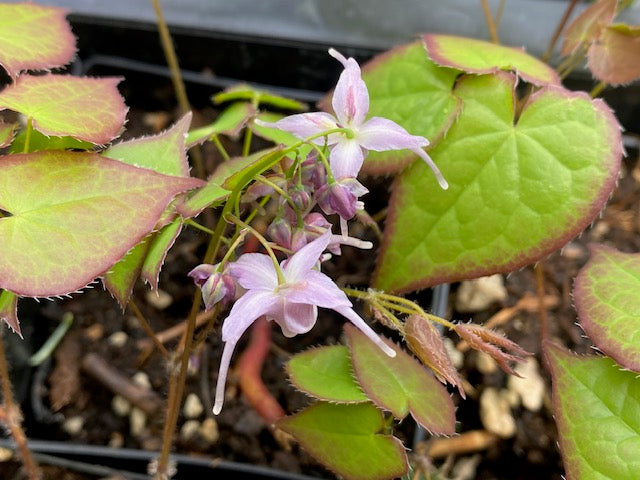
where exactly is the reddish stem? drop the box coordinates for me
[237,318,285,425]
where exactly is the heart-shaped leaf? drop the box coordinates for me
[186,103,255,147]
[359,41,461,174]
[0,122,17,148]
[0,3,76,77]
[277,402,408,480]
[423,34,560,86]
[141,217,183,290]
[574,244,640,372]
[104,113,192,177]
[374,73,622,293]
[0,151,203,297]
[344,324,455,435]
[0,290,20,337]
[588,24,640,86]
[286,346,369,403]
[103,238,152,309]
[0,75,127,144]
[546,342,640,480]
[562,0,617,55]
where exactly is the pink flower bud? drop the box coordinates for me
[316,178,368,220]
[189,264,236,310]
[267,218,293,249]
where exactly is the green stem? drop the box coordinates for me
[185,218,215,236]
[28,313,73,367]
[242,128,253,157]
[23,117,33,153]
[590,81,607,98]
[212,134,230,161]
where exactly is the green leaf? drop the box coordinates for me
[0,3,76,77]
[344,324,455,435]
[0,75,127,144]
[0,290,20,337]
[10,129,93,153]
[104,113,191,177]
[423,34,560,86]
[186,103,255,147]
[286,346,369,403]
[214,84,307,111]
[562,0,617,55]
[277,402,408,480]
[141,217,183,290]
[102,238,152,309]
[359,41,461,174]
[574,245,640,373]
[546,342,640,480]
[374,73,622,293]
[587,24,640,86]
[0,151,203,297]
[0,121,17,148]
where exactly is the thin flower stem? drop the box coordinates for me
[185,218,215,236]
[590,81,607,98]
[481,0,499,43]
[542,0,579,62]
[22,117,33,153]
[217,228,249,267]
[369,299,404,331]
[559,46,587,79]
[0,330,42,480]
[28,312,73,367]
[212,134,230,161]
[242,128,253,157]
[494,0,506,28]
[255,175,297,212]
[128,300,170,359]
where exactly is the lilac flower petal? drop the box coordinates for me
[329,48,369,127]
[221,290,278,342]
[329,139,364,180]
[259,112,339,143]
[334,305,396,357]
[285,270,352,309]
[411,147,449,190]
[188,263,217,287]
[228,253,278,290]
[277,302,318,337]
[282,231,331,282]
[213,340,235,414]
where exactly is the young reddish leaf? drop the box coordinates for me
[588,24,640,86]
[574,244,640,372]
[104,113,192,177]
[423,34,560,86]
[277,402,408,480]
[545,342,640,480]
[0,290,20,338]
[186,103,256,147]
[285,346,369,403]
[102,238,152,309]
[358,41,461,175]
[344,324,455,435]
[0,4,76,77]
[562,0,617,55]
[0,75,127,144]
[404,315,465,398]
[0,151,203,297]
[141,217,183,290]
[0,122,17,148]
[454,323,530,376]
[374,73,621,293]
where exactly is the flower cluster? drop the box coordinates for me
[190,48,447,414]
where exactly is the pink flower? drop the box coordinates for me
[213,231,394,414]
[258,49,448,188]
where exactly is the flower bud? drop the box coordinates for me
[267,218,293,249]
[188,264,235,310]
[316,178,368,220]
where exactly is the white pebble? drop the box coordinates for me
[508,357,546,412]
[456,275,507,313]
[183,393,204,419]
[112,395,131,417]
[132,371,151,389]
[199,417,219,444]
[63,416,84,436]
[476,351,497,374]
[180,420,200,441]
[0,448,13,462]
[130,407,147,437]
[480,388,516,438]
[145,289,173,309]
[108,331,128,348]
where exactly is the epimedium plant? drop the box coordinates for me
[0,1,639,480]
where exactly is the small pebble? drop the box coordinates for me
[479,388,516,438]
[183,393,204,419]
[109,432,124,448]
[180,420,200,441]
[84,323,104,341]
[443,338,464,369]
[130,407,147,437]
[125,315,140,329]
[508,357,545,412]
[199,417,219,444]
[63,416,84,436]
[561,242,586,260]
[108,331,128,348]
[590,221,610,241]
[132,371,151,389]
[0,447,13,462]
[112,395,131,417]
[456,275,507,313]
[476,351,497,374]
[145,289,173,310]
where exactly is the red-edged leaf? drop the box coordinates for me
[0,290,20,338]
[141,217,183,290]
[423,34,560,86]
[344,324,455,435]
[0,3,76,77]
[0,151,203,297]
[104,112,192,177]
[0,121,17,148]
[562,0,617,55]
[588,24,640,86]
[0,75,127,144]
[102,238,152,309]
